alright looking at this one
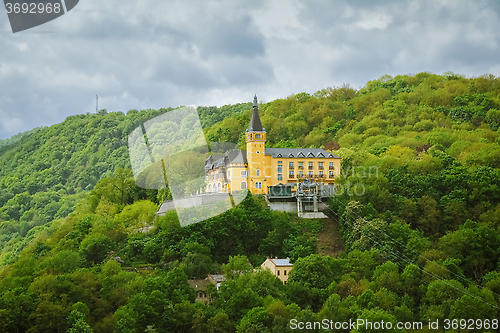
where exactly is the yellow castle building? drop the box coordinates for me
[204,95,341,196]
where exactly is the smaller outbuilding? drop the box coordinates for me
[261,257,293,284]
[188,279,211,304]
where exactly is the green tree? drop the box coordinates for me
[486,108,500,130]
[237,307,271,333]
[206,312,235,333]
[67,309,94,333]
[318,293,351,324]
[352,308,401,333]
[288,254,334,289]
[27,295,68,333]
[79,233,113,265]
[0,289,36,333]
[223,255,253,279]
[372,261,402,294]
[439,220,500,282]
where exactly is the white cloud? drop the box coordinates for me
[252,0,307,41]
[18,43,28,51]
[353,12,393,30]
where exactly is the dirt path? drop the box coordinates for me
[316,217,344,257]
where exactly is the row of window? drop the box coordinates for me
[206,170,249,181]
[278,170,336,180]
[222,170,248,178]
[207,181,249,192]
[206,172,225,181]
[213,170,335,181]
[249,133,262,139]
[211,163,336,180]
[197,291,208,298]
[279,161,336,169]
[207,183,223,192]
[277,269,287,276]
[220,169,262,178]
[294,170,334,177]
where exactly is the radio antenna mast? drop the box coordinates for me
[96,95,98,113]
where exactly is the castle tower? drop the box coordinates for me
[246,95,266,194]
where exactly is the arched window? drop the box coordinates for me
[240,181,247,189]
[256,133,261,138]
[256,169,260,176]
[217,182,222,192]
[208,184,212,192]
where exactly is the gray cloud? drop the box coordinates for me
[0,0,500,139]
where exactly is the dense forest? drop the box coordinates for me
[1,72,500,332]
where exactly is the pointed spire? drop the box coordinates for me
[248,95,264,132]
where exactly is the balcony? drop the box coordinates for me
[318,166,324,170]
[329,174,335,179]
[308,166,314,170]
[288,174,295,178]
[298,166,304,170]
[316,174,325,178]
[329,166,335,170]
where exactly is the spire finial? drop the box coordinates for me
[248,95,264,132]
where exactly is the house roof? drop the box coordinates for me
[265,148,340,159]
[205,150,247,170]
[269,258,293,266]
[208,274,226,282]
[204,154,224,170]
[224,149,247,165]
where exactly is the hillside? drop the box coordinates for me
[1,72,500,332]
[0,104,251,256]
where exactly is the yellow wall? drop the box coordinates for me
[226,164,248,191]
[246,131,267,194]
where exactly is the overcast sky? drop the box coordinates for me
[0,0,499,139]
